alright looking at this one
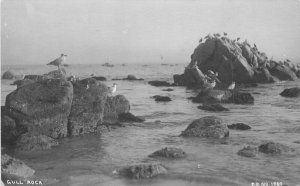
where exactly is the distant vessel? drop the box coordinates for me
[102,57,114,67]
[102,62,114,67]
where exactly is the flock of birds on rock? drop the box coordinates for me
[199,32,258,52]
[195,32,265,90]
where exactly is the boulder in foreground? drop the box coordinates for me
[5,78,73,139]
[180,116,229,138]
[149,147,186,158]
[1,154,35,178]
[280,87,300,97]
[118,163,167,179]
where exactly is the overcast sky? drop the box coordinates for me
[1,0,300,65]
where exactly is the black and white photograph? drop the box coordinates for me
[1,0,300,185]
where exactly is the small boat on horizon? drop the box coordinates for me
[102,62,114,67]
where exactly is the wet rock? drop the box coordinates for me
[228,123,251,130]
[15,133,58,151]
[1,106,28,147]
[148,80,171,87]
[192,89,254,104]
[237,146,258,157]
[1,114,18,146]
[103,95,130,124]
[1,154,35,178]
[280,87,300,97]
[269,64,297,81]
[162,88,174,91]
[229,90,254,104]
[92,76,107,81]
[180,116,229,138]
[125,74,144,80]
[152,95,172,102]
[5,78,73,139]
[43,69,66,79]
[118,112,144,122]
[198,103,229,111]
[149,147,186,158]
[10,79,35,88]
[2,70,16,79]
[68,78,108,136]
[118,163,167,179]
[258,142,291,154]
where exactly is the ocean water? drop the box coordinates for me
[1,64,300,186]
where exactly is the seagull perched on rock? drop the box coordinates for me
[109,83,117,94]
[227,82,235,90]
[47,54,67,69]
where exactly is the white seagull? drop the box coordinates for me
[47,54,67,69]
[109,83,117,94]
[227,82,236,90]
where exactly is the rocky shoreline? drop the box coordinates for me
[1,34,300,183]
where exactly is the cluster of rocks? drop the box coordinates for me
[190,89,254,105]
[116,116,230,179]
[173,34,299,88]
[237,142,294,158]
[1,69,144,152]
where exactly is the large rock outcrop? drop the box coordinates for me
[68,78,109,136]
[180,116,229,138]
[5,78,73,139]
[174,35,298,87]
